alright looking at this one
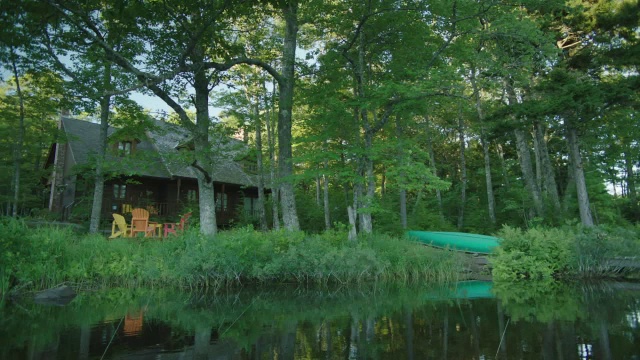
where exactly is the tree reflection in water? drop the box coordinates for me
[1,281,639,359]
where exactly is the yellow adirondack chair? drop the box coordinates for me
[110,213,131,238]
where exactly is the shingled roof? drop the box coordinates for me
[60,117,257,187]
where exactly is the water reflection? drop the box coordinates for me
[1,282,639,359]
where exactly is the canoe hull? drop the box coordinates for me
[407,231,500,254]
[425,281,494,301]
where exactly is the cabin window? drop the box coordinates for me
[216,192,228,212]
[244,197,257,216]
[113,184,127,199]
[187,189,197,202]
[118,141,132,156]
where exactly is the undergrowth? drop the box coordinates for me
[491,224,640,282]
[0,218,462,297]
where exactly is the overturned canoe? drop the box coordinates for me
[425,281,494,301]
[407,231,500,254]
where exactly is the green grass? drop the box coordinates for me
[0,218,463,297]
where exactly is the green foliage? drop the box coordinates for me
[492,224,640,282]
[493,280,584,323]
[573,225,640,277]
[491,226,576,281]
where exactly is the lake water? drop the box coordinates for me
[1,281,639,359]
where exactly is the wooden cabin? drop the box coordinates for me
[45,117,262,226]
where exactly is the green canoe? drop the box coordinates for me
[425,281,494,301]
[407,230,500,254]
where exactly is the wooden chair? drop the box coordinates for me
[121,203,133,214]
[163,212,192,237]
[109,213,131,238]
[130,208,157,237]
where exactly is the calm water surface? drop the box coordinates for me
[1,281,639,359]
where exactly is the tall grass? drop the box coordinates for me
[1,219,462,294]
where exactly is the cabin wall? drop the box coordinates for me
[98,177,259,227]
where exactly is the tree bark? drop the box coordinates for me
[355,29,373,234]
[347,206,357,242]
[469,69,496,225]
[505,78,544,218]
[10,51,25,218]
[514,127,545,218]
[396,117,407,229]
[624,143,637,205]
[323,156,331,230]
[315,173,321,206]
[265,82,280,230]
[457,108,467,230]
[254,95,268,231]
[424,116,443,218]
[276,1,301,231]
[89,62,111,233]
[193,57,217,236]
[567,123,594,226]
[360,131,375,234]
[496,144,511,191]
[534,120,562,215]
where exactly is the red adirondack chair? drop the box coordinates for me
[163,212,192,237]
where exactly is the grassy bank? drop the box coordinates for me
[0,218,462,300]
[491,224,640,282]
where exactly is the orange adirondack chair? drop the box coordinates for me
[109,213,131,238]
[163,212,192,237]
[130,208,157,237]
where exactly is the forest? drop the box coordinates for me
[0,0,638,237]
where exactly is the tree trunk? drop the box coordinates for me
[399,189,407,229]
[193,60,217,236]
[505,78,544,218]
[194,326,211,360]
[347,206,357,242]
[424,116,444,218]
[534,120,562,215]
[469,69,496,225]
[514,128,545,218]
[480,132,496,225]
[277,1,300,231]
[396,117,407,229]
[567,124,594,226]
[89,63,111,233]
[457,108,467,230]
[10,52,25,218]
[362,152,374,233]
[315,173,321,206]
[533,125,543,191]
[254,96,268,231]
[496,144,511,191]
[355,30,373,234]
[265,83,280,230]
[323,156,331,230]
[624,143,637,204]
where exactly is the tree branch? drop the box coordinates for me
[203,58,284,85]
[190,160,212,183]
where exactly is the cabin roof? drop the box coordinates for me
[60,116,257,187]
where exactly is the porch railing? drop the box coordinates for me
[103,201,183,219]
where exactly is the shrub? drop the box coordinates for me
[491,226,575,281]
[492,224,640,281]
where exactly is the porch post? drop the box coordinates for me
[176,178,181,216]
